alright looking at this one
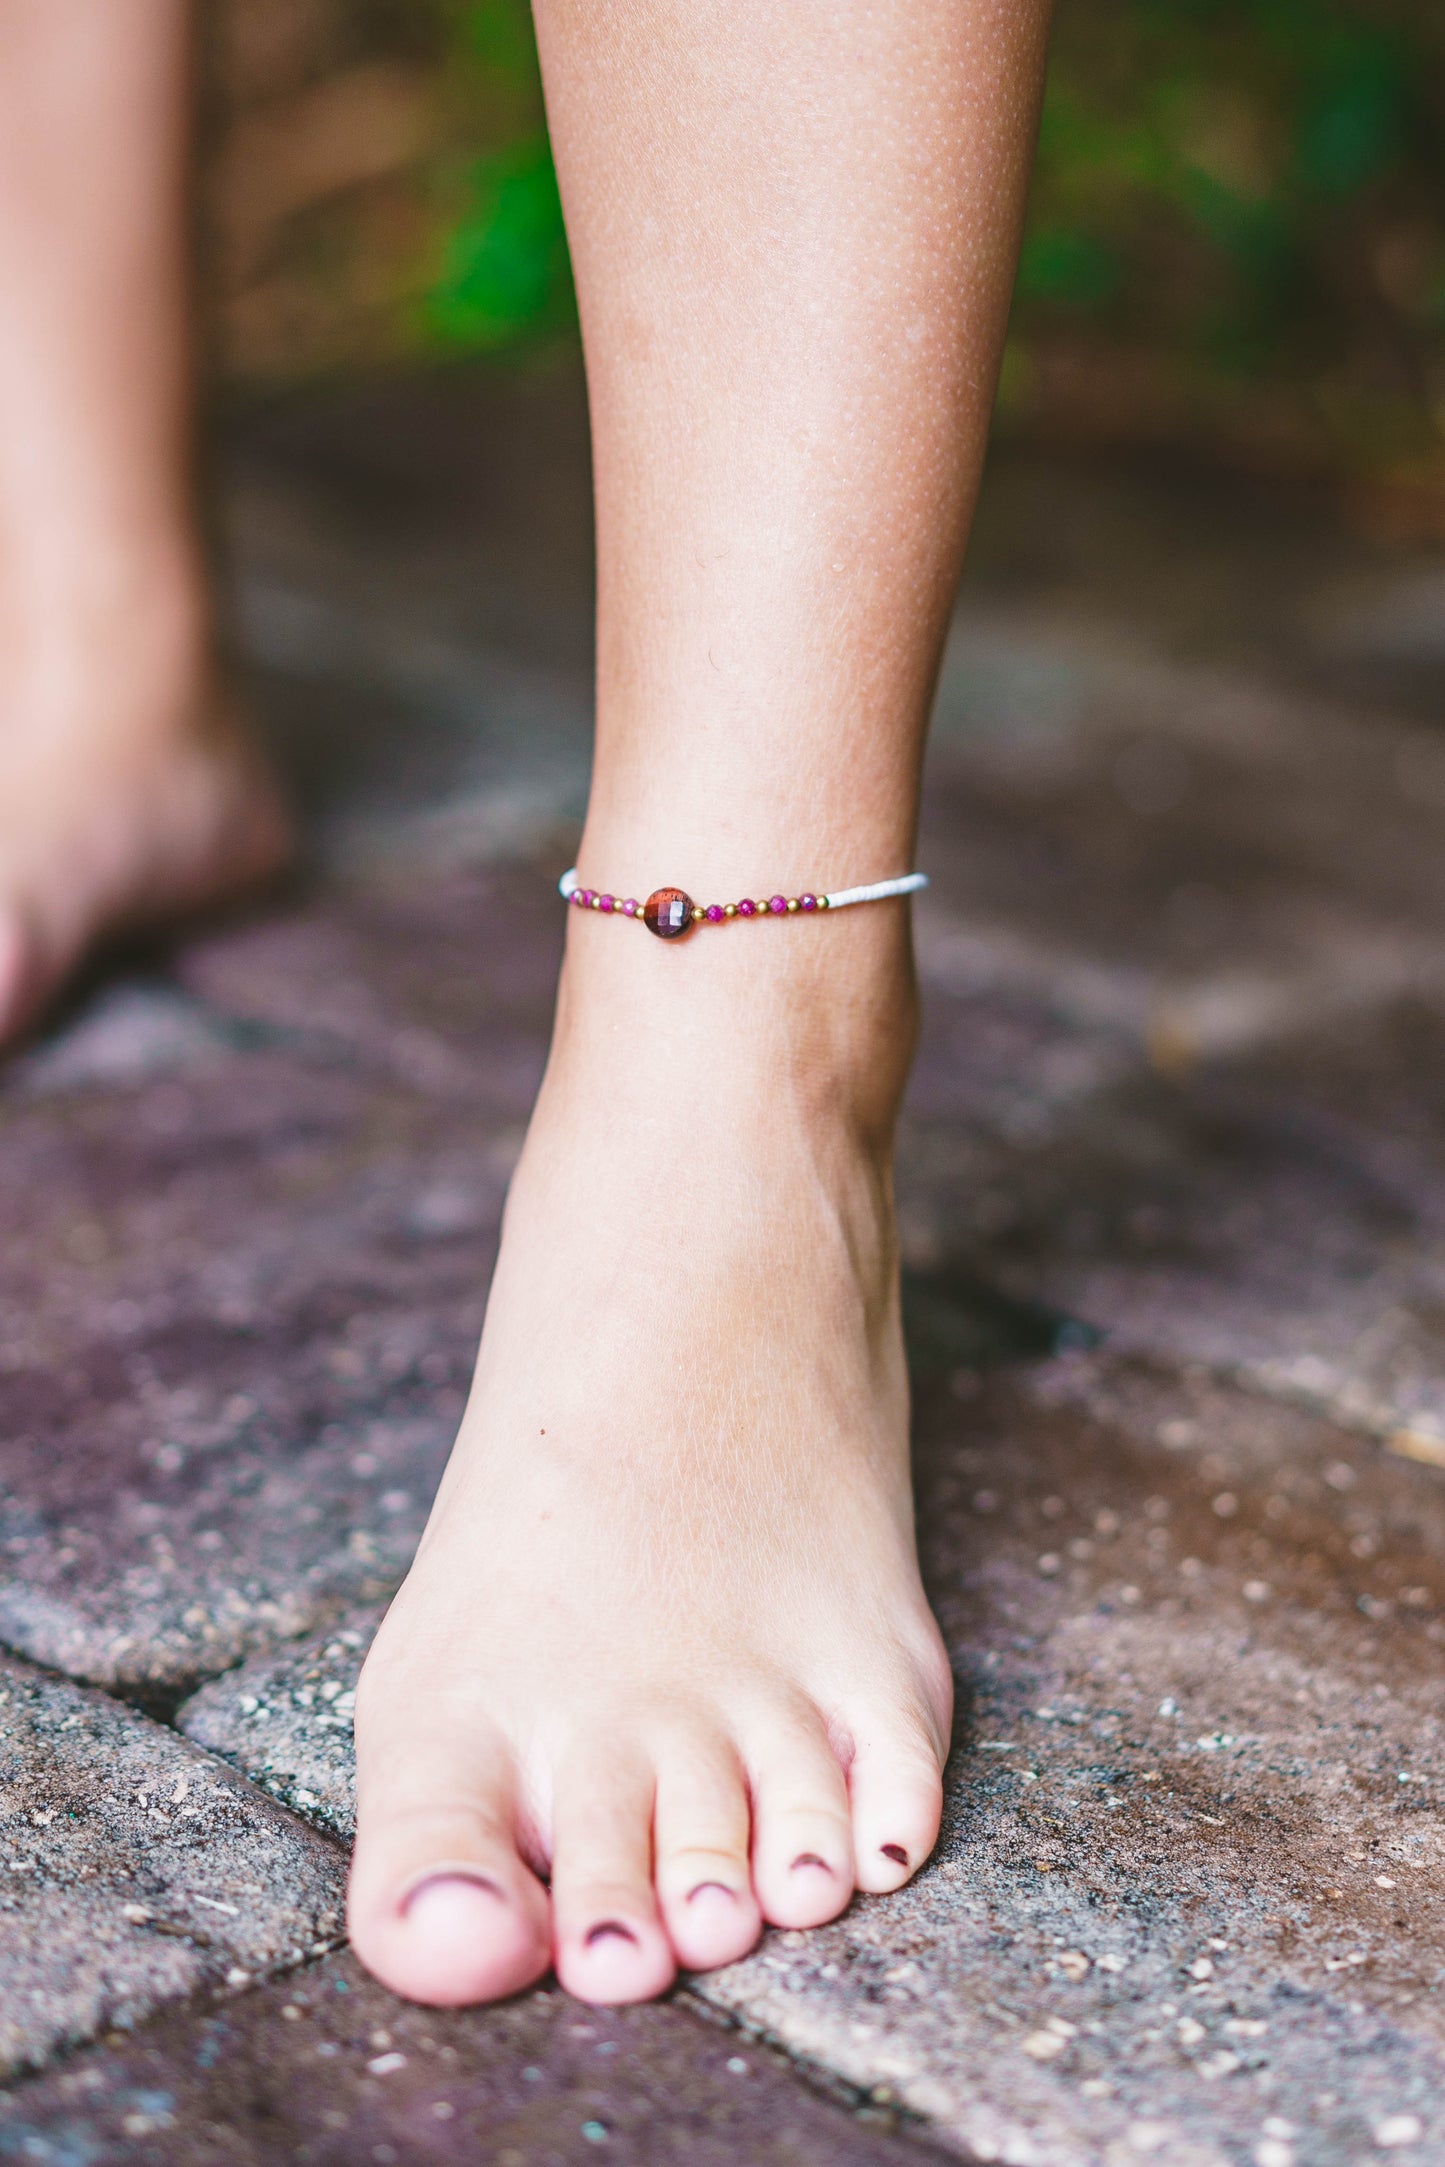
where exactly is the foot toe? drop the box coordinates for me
[350,1826,551,2006]
[348,1705,550,2007]
[551,1752,676,2004]
[654,1734,761,1971]
[847,1713,945,1894]
[749,1716,855,1929]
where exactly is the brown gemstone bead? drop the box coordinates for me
[643,887,695,939]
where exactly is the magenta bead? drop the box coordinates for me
[769,895,787,915]
[577,888,593,907]
[705,903,724,923]
[800,893,818,911]
[737,899,756,917]
[623,898,639,916]
[599,894,615,913]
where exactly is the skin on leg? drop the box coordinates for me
[349,0,1051,2005]
[0,0,197,597]
[0,0,289,1045]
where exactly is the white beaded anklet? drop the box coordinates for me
[558,868,927,940]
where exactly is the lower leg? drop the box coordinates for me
[0,0,288,1042]
[349,0,1050,2006]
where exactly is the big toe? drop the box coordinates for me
[348,1704,551,2006]
[375,1869,547,2005]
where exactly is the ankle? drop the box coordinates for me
[551,889,919,1147]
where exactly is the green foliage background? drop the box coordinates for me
[1007,0,1445,482]
[339,0,1445,485]
[422,0,572,349]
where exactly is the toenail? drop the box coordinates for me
[585,1919,639,1948]
[686,1880,738,1904]
[791,1852,834,1875]
[880,1843,909,1867]
[401,1868,505,1918]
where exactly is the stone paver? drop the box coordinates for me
[915,997,1445,1448]
[693,1356,1445,2163]
[0,863,1120,1703]
[927,611,1445,982]
[0,1653,343,2083]
[227,365,596,871]
[0,1950,949,2166]
[906,629,1445,1446]
[3,368,1445,2153]
[179,1612,373,1837]
[176,1353,1445,2163]
[908,611,1445,1458]
[0,874,557,1696]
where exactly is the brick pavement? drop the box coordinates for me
[1,366,1443,2162]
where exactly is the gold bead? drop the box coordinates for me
[818,894,830,909]
[723,902,737,918]
[786,897,799,913]
[590,894,602,908]
[755,901,769,916]
[691,904,705,921]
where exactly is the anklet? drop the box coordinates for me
[559,867,927,940]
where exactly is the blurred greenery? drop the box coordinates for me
[223,0,1444,500]
[426,133,570,346]
[1003,0,1445,489]
[414,0,1444,490]
[421,0,573,347]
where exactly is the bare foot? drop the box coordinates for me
[0,577,291,1045]
[348,895,952,2005]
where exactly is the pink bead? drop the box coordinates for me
[800,893,818,911]
[599,894,615,913]
[576,888,593,907]
[737,899,756,917]
[769,895,787,915]
[705,904,724,923]
[623,899,639,916]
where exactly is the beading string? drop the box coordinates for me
[558,867,926,939]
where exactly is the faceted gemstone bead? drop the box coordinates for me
[705,904,724,923]
[623,899,640,916]
[643,887,695,939]
[800,893,818,911]
[769,895,787,915]
[599,894,615,912]
[737,899,756,917]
